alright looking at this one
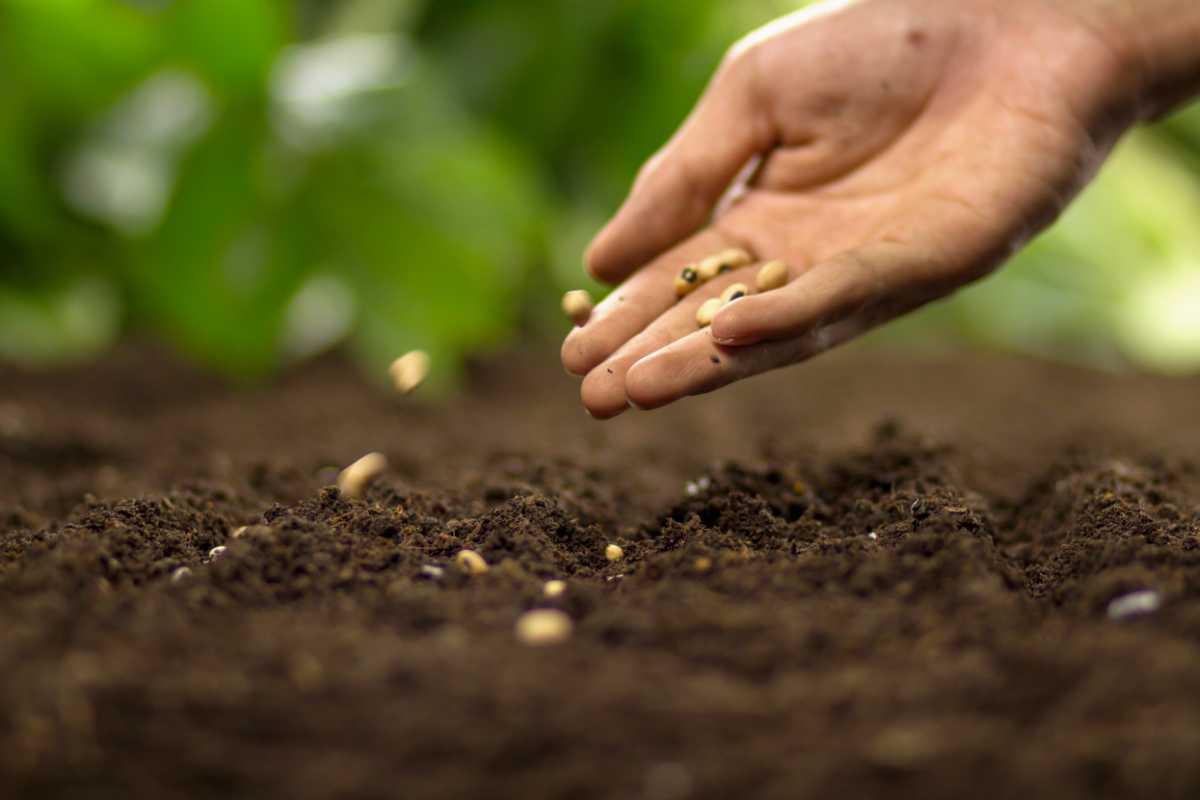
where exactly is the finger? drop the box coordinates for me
[580,266,762,419]
[584,50,773,284]
[626,307,899,412]
[710,240,950,347]
[561,228,752,377]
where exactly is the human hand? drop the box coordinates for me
[561,0,1154,418]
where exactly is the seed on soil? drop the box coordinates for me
[208,546,227,560]
[696,297,722,328]
[543,579,567,598]
[694,556,713,573]
[454,549,489,575]
[562,290,594,326]
[1107,589,1162,620]
[756,260,789,292]
[420,565,445,579]
[170,566,192,582]
[515,608,573,646]
[231,526,248,539]
[720,283,750,304]
[674,267,700,297]
[605,544,624,562]
[337,452,388,499]
[389,350,431,395]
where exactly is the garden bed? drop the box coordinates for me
[2,344,1200,799]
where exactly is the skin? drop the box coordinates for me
[561,0,1200,418]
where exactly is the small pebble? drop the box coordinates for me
[543,579,567,598]
[454,549,489,576]
[605,544,624,562]
[719,283,750,304]
[755,260,789,292]
[337,452,388,499]
[1107,589,1162,620]
[170,566,192,582]
[389,350,431,394]
[208,546,227,560]
[562,290,594,326]
[695,297,722,328]
[515,609,573,646]
[868,531,879,541]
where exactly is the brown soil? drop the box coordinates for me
[3,343,1200,800]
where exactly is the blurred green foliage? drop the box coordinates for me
[0,0,1198,381]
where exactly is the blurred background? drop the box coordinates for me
[2,0,1199,387]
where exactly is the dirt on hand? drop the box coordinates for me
[2,344,1200,800]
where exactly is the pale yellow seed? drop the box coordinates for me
[454,549,489,576]
[208,546,227,560]
[720,283,751,304]
[561,290,594,326]
[170,566,192,582]
[231,526,248,539]
[389,350,431,395]
[515,608,573,646]
[674,266,700,298]
[696,297,723,328]
[336,452,388,499]
[756,260,789,292]
[697,248,753,281]
[543,579,567,598]
[605,544,624,562]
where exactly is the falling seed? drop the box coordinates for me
[696,297,723,328]
[515,609,573,646]
[420,565,445,579]
[562,290,594,326]
[674,266,700,298]
[720,283,750,304]
[208,546,227,560]
[543,579,567,598]
[389,350,431,394]
[337,452,388,499]
[755,260,789,292]
[605,544,624,562]
[454,549,489,575]
[170,566,192,582]
[1107,589,1162,620]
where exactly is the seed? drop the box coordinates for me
[698,248,752,281]
[605,543,624,562]
[336,452,388,499]
[696,297,723,328]
[454,548,489,575]
[694,556,713,573]
[756,260,789,292]
[389,350,431,394]
[720,283,750,304]
[170,566,192,582]
[208,546,227,560]
[515,608,573,646]
[562,290,594,326]
[543,579,567,598]
[231,526,248,539]
[674,266,700,298]
[420,564,445,579]
[1107,589,1161,620]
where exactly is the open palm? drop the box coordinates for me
[562,0,1140,418]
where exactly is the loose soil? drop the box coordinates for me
[2,343,1200,800]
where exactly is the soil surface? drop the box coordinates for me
[2,343,1200,800]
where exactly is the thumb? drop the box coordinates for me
[585,50,774,284]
